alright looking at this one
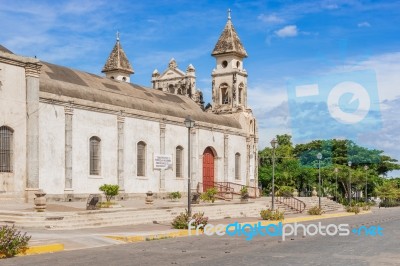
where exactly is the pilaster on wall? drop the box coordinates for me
[64,102,74,192]
[25,61,41,202]
[224,134,229,182]
[117,111,125,192]
[246,137,251,187]
[190,128,197,190]
[159,122,166,191]
[254,137,259,189]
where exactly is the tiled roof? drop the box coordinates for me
[212,19,247,57]
[102,40,134,74]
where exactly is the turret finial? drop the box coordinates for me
[116,31,120,41]
[227,8,231,20]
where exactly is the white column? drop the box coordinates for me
[25,62,41,202]
[159,122,166,191]
[64,102,73,192]
[224,134,229,182]
[117,112,125,192]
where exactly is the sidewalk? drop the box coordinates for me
[19,209,370,256]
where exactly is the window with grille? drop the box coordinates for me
[137,141,146,176]
[176,146,183,178]
[235,153,241,180]
[90,136,101,175]
[0,126,13,173]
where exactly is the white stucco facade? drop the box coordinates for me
[0,16,258,202]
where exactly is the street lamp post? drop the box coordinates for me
[334,168,338,202]
[184,115,195,217]
[317,153,322,209]
[348,161,352,206]
[364,165,369,203]
[270,138,277,211]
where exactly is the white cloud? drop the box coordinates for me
[358,21,371,27]
[257,14,284,24]
[275,25,298,38]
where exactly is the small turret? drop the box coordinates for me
[102,32,134,83]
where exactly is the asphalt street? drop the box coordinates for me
[1,207,399,266]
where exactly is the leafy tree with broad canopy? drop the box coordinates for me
[258,134,400,200]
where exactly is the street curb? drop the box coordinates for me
[17,243,65,256]
[105,211,372,243]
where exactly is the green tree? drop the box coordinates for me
[258,135,400,199]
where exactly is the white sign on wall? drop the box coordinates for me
[154,154,173,170]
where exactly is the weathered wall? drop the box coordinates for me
[38,103,65,194]
[0,61,27,198]
[123,116,160,193]
[72,109,118,194]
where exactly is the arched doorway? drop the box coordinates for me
[202,147,215,191]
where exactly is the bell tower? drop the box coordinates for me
[211,9,248,114]
[102,32,134,83]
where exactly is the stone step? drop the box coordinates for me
[0,202,268,229]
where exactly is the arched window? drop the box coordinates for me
[137,141,146,176]
[235,153,241,180]
[176,146,183,178]
[220,83,229,104]
[90,136,101,175]
[238,83,244,104]
[0,126,13,173]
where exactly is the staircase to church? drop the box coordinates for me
[295,197,345,213]
[0,200,269,230]
[198,181,260,200]
[263,196,345,214]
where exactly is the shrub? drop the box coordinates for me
[356,202,371,211]
[171,211,190,229]
[307,206,323,215]
[240,186,249,199]
[0,225,31,258]
[200,188,218,203]
[168,191,182,200]
[346,205,360,214]
[276,186,293,197]
[99,184,119,202]
[260,209,284,221]
[362,204,370,211]
[171,210,208,230]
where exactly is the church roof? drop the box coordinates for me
[0,45,13,54]
[212,17,247,58]
[102,38,134,74]
[39,62,242,129]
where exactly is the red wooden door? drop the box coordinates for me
[203,147,215,191]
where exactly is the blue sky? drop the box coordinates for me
[1,0,400,176]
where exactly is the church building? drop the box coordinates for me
[0,13,258,202]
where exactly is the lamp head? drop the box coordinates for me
[270,138,277,149]
[184,115,195,128]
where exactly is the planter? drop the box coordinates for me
[311,187,318,197]
[34,189,47,212]
[145,191,154,205]
[191,192,200,204]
